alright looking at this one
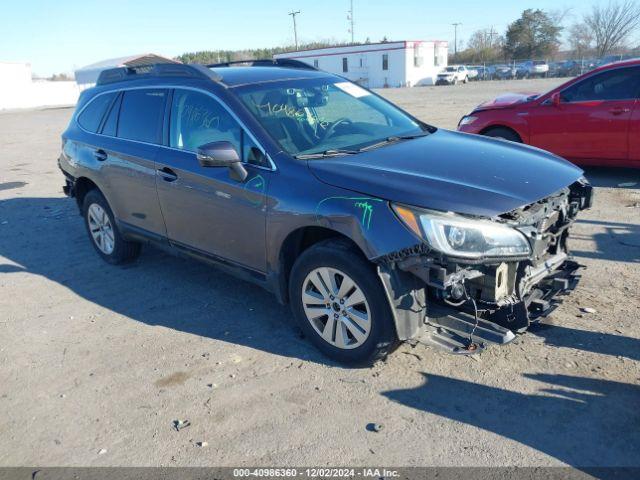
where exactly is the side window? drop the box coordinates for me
[170,89,241,154]
[117,89,166,143]
[313,59,319,69]
[342,57,348,73]
[561,67,640,102]
[100,92,121,137]
[382,54,389,71]
[77,92,116,133]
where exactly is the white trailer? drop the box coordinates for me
[274,40,448,88]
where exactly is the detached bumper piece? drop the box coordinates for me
[413,260,583,355]
[415,303,516,355]
[524,259,582,322]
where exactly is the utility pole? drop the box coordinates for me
[289,10,301,50]
[347,0,355,43]
[487,26,497,48]
[451,22,462,60]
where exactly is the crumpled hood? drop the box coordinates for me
[475,92,539,111]
[307,129,583,217]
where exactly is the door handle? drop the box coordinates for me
[609,107,631,115]
[157,167,178,182]
[94,149,107,161]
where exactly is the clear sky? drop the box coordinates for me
[1,0,591,76]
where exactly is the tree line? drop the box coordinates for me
[456,0,640,63]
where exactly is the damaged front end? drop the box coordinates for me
[378,178,593,354]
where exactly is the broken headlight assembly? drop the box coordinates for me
[392,204,531,260]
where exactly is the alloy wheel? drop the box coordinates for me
[87,203,115,255]
[301,267,371,349]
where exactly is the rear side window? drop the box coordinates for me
[101,93,121,137]
[117,89,167,143]
[77,93,116,133]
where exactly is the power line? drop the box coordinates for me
[289,10,301,50]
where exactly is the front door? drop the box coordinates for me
[528,66,639,164]
[155,88,270,272]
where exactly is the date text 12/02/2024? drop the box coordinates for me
[232,468,400,478]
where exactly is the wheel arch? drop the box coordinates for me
[274,226,367,304]
[73,176,101,212]
[480,124,524,142]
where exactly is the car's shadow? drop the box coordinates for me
[0,196,332,366]
[529,321,640,362]
[583,166,639,189]
[571,218,640,264]
[383,372,640,468]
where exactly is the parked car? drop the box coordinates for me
[436,65,469,85]
[59,60,592,365]
[466,66,480,80]
[494,64,518,80]
[475,65,497,81]
[458,59,640,168]
[547,61,563,77]
[556,60,597,77]
[516,60,549,78]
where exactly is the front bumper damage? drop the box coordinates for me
[378,179,593,354]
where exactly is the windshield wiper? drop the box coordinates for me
[359,131,431,152]
[295,149,359,159]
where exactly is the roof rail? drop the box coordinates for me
[96,63,221,86]
[206,58,317,71]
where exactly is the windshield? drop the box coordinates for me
[236,78,425,156]
[445,67,456,72]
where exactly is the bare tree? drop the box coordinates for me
[568,23,594,57]
[584,0,640,57]
[464,29,504,63]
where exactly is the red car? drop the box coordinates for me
[458,59,640,168]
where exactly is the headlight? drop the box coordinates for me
[392,205,531,259]
[458,115,477,126]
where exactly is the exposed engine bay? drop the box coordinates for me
[378,178,594,354]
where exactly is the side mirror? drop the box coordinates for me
[197,141,248,182]
[550,92,562,107]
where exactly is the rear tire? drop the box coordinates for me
[289,239,399,365]
[483,127,522,143]
[82,189,141,265]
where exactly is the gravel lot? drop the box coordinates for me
[0,78,639,468]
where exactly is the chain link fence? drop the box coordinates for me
[447,54,637,82]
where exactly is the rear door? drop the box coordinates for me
[628,100,640,165]
[98,88,168,236]
[155,88,270,272]
[528,66,639,163]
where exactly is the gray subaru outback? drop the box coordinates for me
[59,60,592,364]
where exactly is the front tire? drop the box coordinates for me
[289,239,399,365]
[82,189,141,264]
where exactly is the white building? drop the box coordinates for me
[75,53,179,91]
[0,62,79,110]
[273,40,448,88]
